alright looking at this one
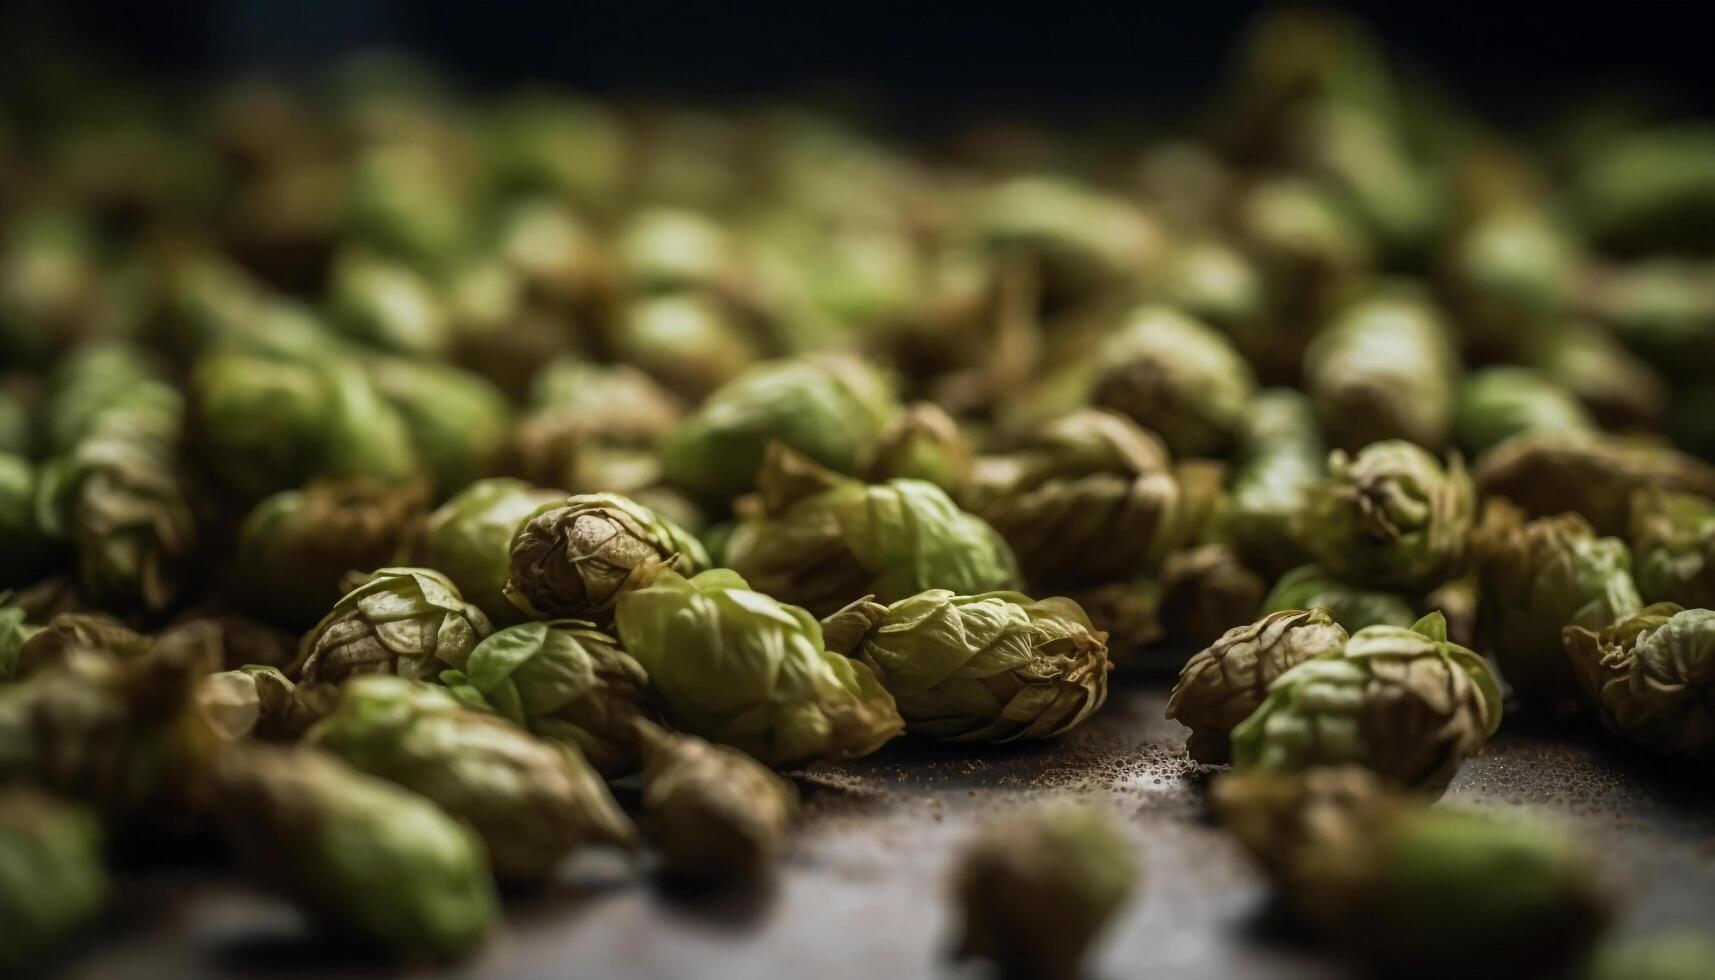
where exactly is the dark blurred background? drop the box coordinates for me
[13,0,1715,122]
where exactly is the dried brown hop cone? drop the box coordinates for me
[1564,603,1715,757]
[1213,767,1613,979]
[307,676,636,880]
[503,492,709,624]
[636,720,796,879]
[291,567,493,685]
[952,804,1139,980]
[1167,608,1349,764]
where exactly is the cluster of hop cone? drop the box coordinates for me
[0,7,1713,978]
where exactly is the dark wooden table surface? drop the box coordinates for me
[49,681,1715,980]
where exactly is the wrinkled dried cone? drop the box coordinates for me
[504,493,707,624]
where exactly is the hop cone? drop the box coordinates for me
[850,589,1111,742]
[292,567,492,685]
[1230,613,1503,792]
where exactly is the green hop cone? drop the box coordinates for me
[1475,431,1715,536]
[38,343,182,456]
[326,250,450,358]
[190,349,421,501]
[368,357,514,499]
[1564,603,1715,757]
[1091,304,1257,458]
[867,401,973,494]
[611,293,760,400]
[1304,287,1459,453]
[503,493,709,624]
[1453,367,1592,459]
[1583,258,1715,380]
[972,176,1161,306]
[1167,608,1349,764]
[1630,489,1715,608]
[405,478,562,627]
[195,665,336,742]
[724,446,1018,618]
[1212,767,1612,979]
[1444,206,1577,360]
[952,804,1139,980]
[1222,389,1326,575]
[636,720,797,878]
[34,434,198,615]
[232,479,429,629]
[614,569,903,766]
[443,619,650,778]
[1304,440,1474,592]
[213,745,496,961]
[847,589,1111,743]
[1230,613,1503,793]
[307,676,635,880]
[291,567,492,685]
[964,410,1196,587]
[0,789,109,969]
[1473,505,1642,706]
[661,353,901,506]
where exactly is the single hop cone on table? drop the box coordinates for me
[635,720,797,879]
[1212,767,1614,979]
[212,745,498,961]
[951,804,1140,980]
[0,789,109,970]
